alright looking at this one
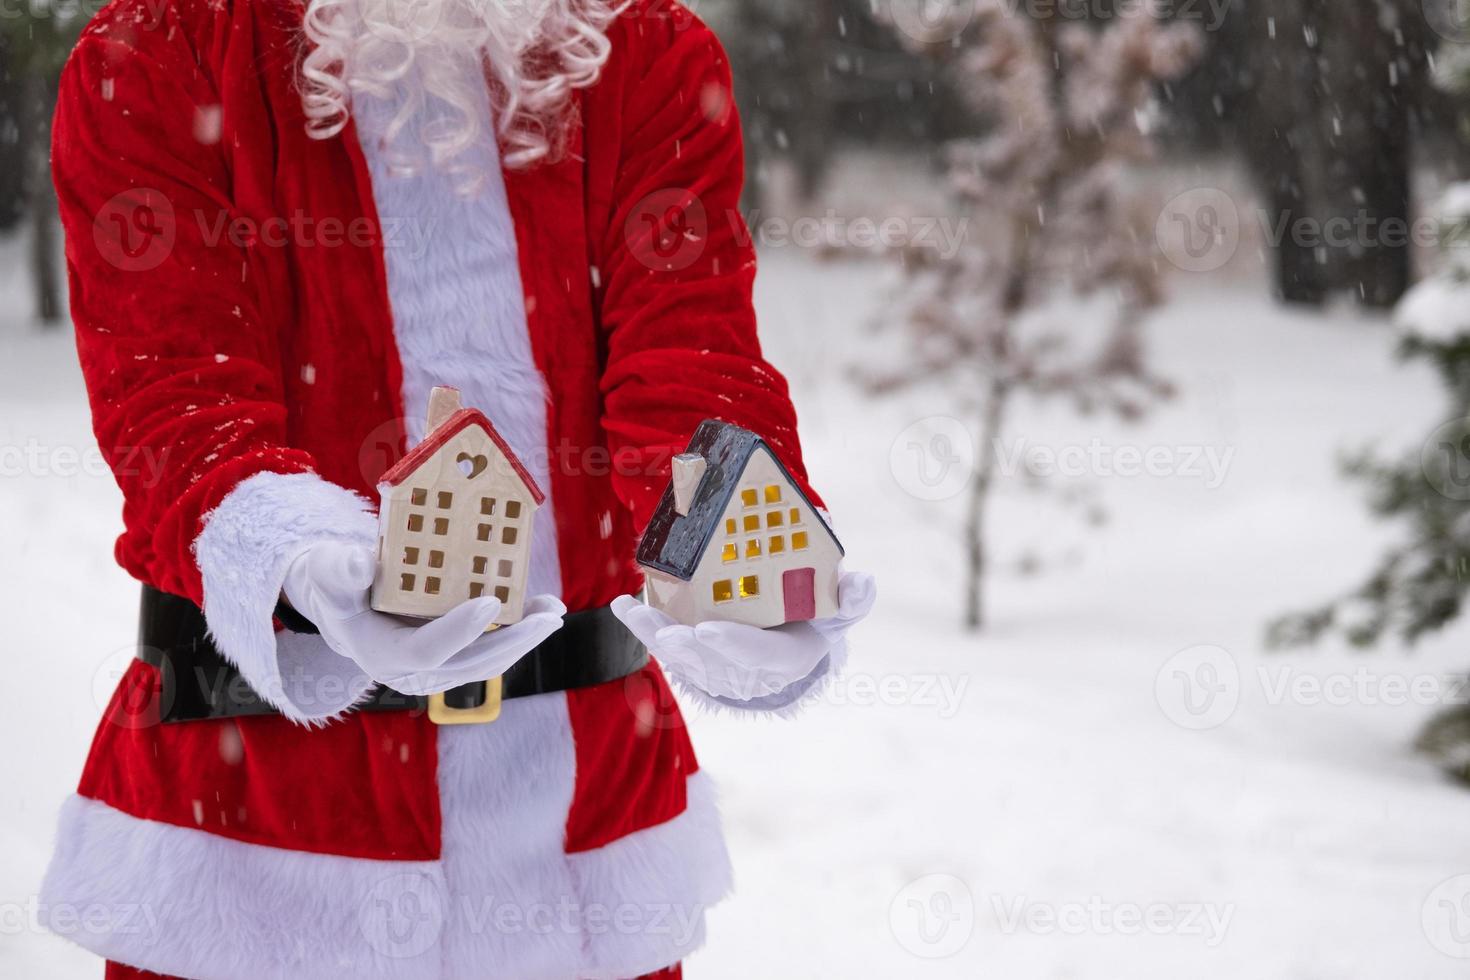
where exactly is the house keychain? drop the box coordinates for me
[636,419,843,628]
[370,385,545,721]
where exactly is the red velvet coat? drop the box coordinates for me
[52,0,820,874]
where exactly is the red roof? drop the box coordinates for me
[378,408,546,504]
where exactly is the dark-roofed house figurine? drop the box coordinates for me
[370,386,545,626]
[637,420,843,628]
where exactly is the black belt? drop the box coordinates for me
[135,585,647,724]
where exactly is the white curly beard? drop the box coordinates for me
[300,0,619,182]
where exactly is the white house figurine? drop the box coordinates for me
[370,386,544,626]
[636,419,843,628]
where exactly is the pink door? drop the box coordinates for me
[782,567,817,622]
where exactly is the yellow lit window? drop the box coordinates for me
[789,508,801,524]
[741,488,758,507]
[769,535,785,554]
[739,575,760,598]
[437,491,453,509]
[411,488,428,506]
[400,573,415,591]
[403,546,420,565]
[505,500,522,519]
[472,556,488,575]
[725,518,737,535]
[792,531,809,550]
[407,513,424,533]
[425,577,441,595]
[469,582,485,598]
[767,509,783,527]
[721,543,738,563]
[712,579,734,603]
[745,539,762,559]
[477,523,492,541]
[495,585,510,602]
[764,485,781,504]
[481,497,496,515]
[743,514,761,533]
[428,550,444,569]
[433,518,449,535]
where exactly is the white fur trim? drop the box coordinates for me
[569,771,732,978]
[194,470,379,724]
[355,73,563,604]
[40,768,730,978]
[39,794,447,980]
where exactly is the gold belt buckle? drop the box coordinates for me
[428,676,503,725]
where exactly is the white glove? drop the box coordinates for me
[612,571,876,703]
[282,540,566,696]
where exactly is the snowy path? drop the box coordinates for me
[4,250,1470,977]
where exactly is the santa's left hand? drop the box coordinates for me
[612,571,876,703]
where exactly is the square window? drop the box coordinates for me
[792,531,809,550]
[739,574,759,598]
[725,518,737,536]
[712,579,734,603]
[428,550,444,569]
[721,543,738,563]
[764,485,781,504]
[745,538,761,559]
[433,517,449,535]
[469,582,485,598]
[472,556,488,575]
[505,500,522,519]
[502,526,518,545]
[425,577,441,594]
[743,514,761,533]
[410,488,427,506]
[478,524,492,542]
[498,559,514,577]
[403,546,420,565]
[407,513,424,533]
[767,509,784,527]
[399,573,415,591]
[437,491,453,509]
[769,535,785,554]
[740,488,758,508]
[481,497,496,516]
[494,585,510,602]
[789,508,801,525]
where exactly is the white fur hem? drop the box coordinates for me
[193,471,379,724]
[41,775,731,979]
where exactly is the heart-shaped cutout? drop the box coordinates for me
[456,452,488,479]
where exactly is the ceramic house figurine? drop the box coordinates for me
[371,386,544,626]
[636,419,843,628]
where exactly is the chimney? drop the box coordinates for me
[426,386,462,432]
[671,453,707,516]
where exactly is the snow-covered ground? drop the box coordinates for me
[5,236,1470,978]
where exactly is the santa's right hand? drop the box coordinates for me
[281,540,565,693]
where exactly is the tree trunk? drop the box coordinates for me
[20,66,61,326]
[963,375,1009,631]
[30,176,60,325]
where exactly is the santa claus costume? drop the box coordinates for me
[38,0,876,976]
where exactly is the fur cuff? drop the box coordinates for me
[674,638,849,719]
[193,471,379,724]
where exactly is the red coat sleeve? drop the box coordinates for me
[54,1,318,604]
[593,6,823,534]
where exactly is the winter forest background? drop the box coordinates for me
[8,0,1470,975]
